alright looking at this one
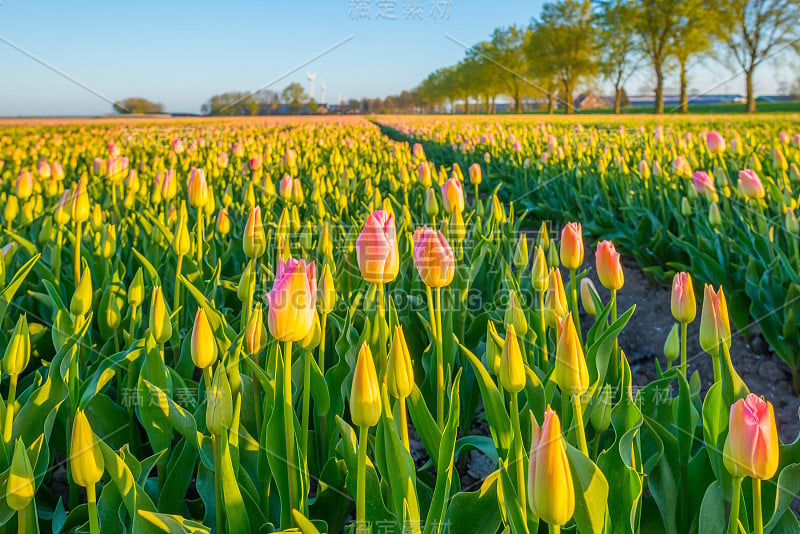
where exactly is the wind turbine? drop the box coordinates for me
[306,71,317,101]
[320,81,327,105]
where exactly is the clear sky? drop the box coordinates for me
[0,0,793,116]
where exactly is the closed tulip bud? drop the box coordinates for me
[319,263,336,315]
[706,131,726,154]
[187,167,208,208]
[243,206,266,258]
[504,290,528,337]
[215,208,231,236]
[70,176,90,223]
[595,240,624,291]
[790,163,800,183]
[412,226,455,288]
[486,320,504,376]
[544,269,568,328]
[356,210,400,284]
[69,410,104,488]
[580,278,599,316]
[191,308,217,369]
[425,188,439,217]
[4,195,19,224]
[149,286,172,345]
[773,147,788,172]
[723,394,779,480]
[681,197,692,216]
[554,312,589,396]
[469,163,482,185]
[559,222,584,270]
[531,246,548,293]
[547,242,560,269]
[449,209,466,242]
[590,385,612,432]
[266,258,317,342]
[387,326,414,399]
[3,315,30,377]
[245,302,268,355]
[440,177,465,214]
[418,162,432,187]
[492,194,506,225]
[708,202,722,227]
[662,323,680,363]
[693,171,716,197]
[537,221,550,251]
[128,268,145,307]
[738,169,765,200]
[299,311,322,351]
[699,284,731,354]
[279,174,293,201]
[6,438,35,511]
[671,272,696,323]
[173,203,191,257]
[499,324,525,393]
[15,170,33,200]
[514,234,529,270]
[71,265,93,316]
[206,364,233,436]
[528,408,575,526]
[350,343,381,428]
[639,159,651,179]
[237,260,254,303]
[786,210,799,235]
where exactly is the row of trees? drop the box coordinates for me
[414,0,800,114]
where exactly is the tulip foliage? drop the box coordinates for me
[0,116,798,534]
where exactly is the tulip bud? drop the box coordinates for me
[595,240,624,291]
[547,242,559,269]
[149,286,172,345]
[237,261,254,303]
[243,206,266,258]
[560,223,584,270]
[173,203,191,257]
[485,320,504,376]
[425,188,439,217]
[215,208,231,236]
[537,221,550,252]
[4,196,18,225]
[580,278,599,316]
[531,246,548,293]
[528,408,575,526]
[206,364,233,436]
[671,272,696,324]
[554,312,589,396]
[299,311,322,351]
[191,308,217,369]
[708,202,722,227]
[319,263,336,315]
[187,168,208,208]
[664,323,680,363]
[504,290,528,337]
[350,343,381,428]
[3,315,30,377]
[6,438,35,511]
[514,234,528,270]
[681,197,692,216]
[491,194,506,225]
[387,326,414,399]
[245,302,268,355]
[499,324,525,393]
[128,268,145,308]
[69,410,104,488]
[590,385,612,433]
[544,269,568,328]
[699,284,731,355]
[70,175,90,223]
[469,163,482,185]
[418,162,432,187]
[71,265,93,316]
[786,210,799,235]
[723,394,779,480]
[15,170,33,200]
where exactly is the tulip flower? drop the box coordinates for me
[738,169,765,200]
[280,174,293,201]
[418,161,432,187]
[7,438,35,512]
[356,210,399,284]
[266,257,317,342]
[699,284,731,382]
[149,285,172,346]
[560,222,584,337]
[3,315,29,445]
[595,240,624,291]
[544,268,568,329]
[71,410,104,534]
[388,326,414,450]
[15,170,33,200]
[215,207,231,236]
[706,131,726,154]
[351,343,381,528]
[528,408,575,528]
[243,206,266,259]
[723,394,779,534]
[440,177,464,214]
[672,156,692,178]
[191,308,217,373]
[693,171,716,198]
[70,176,90,283]
[554,312,589,454]
[670,271,696,375]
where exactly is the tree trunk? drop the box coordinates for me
[679,61,688,113]
[464,96,469,114]
[654,63,664,114]
[564,82,573,114]
[746,68,756,113]
[514,83,522,113]
[614,88,622,114]
[547,94,554,114]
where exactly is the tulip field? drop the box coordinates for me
[0,114,799,534]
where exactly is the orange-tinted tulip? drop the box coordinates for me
[528,408,575,526]
[355,210,400,284]
[595,240,624,291]
[723,394,779,480]
[699,284,731,354]
[559,222,583,270]
[671,272,696,323]
[412,226,455,288]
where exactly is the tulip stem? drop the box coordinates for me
[213,434,224,534]
[435,288,445,429]
[16,508,25,534]
[73,220,82,284]
[317,313,329,462]
[753,478,763,534]
[571,393,588,456]
[548,524,560,534]
[3,374,17,445]
[356,425,369,530]
[610,290,619,384]
[538,290,548,367]
[53,228,63,286]
[86,483,100,534]
[569,269,581,344]
[283,341,298,526]
[301,350,312,472]
[426,286,444,429]
[196,210,204,274]
[727,477,742,534]
[399,398,410,452]
[376,283,388,379]
[174,254,183,333]
[680,321,688,377]
[509,393,527,524]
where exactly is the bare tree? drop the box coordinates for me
[597,0,640,113]
[633,0,682,113]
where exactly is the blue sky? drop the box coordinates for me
[0,0,793,116]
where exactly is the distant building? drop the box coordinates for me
[756,95,798,103]
[627,94,745,107]
[574,91,611,110]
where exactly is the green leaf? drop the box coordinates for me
[566,442,610,534]
[137,510,211,534]
[698,481,725,534]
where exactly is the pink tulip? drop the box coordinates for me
[779,132,789,145]
[792,133,800,147]
[52,162,64,181]
[671,156,692,178]
[266,257,317,342]
[356,210,399,284]
[217,152,229,168]
[172,138,185,154]
[440,178,465,214]
[412,226,455,288]
[249,156,262,171]
[706,131,726,154]
[693,171,716,196]
[280,175,293,200]
[724,394,779,480]
[232,142,244,158]
[738,169,765,199]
